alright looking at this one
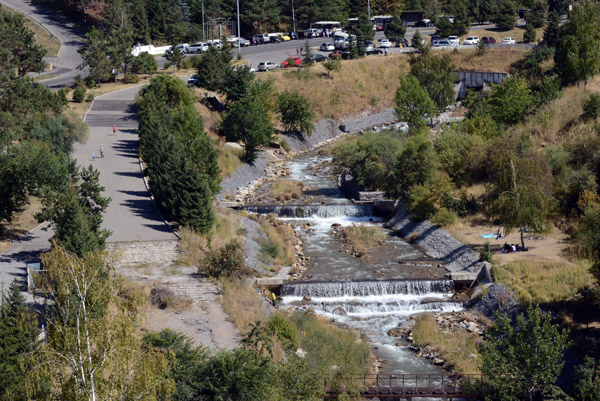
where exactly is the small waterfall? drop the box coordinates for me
[240,204,373,218]
[281,279,455,298]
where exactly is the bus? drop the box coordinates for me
[371,15,393,30]
[312,21,342,32]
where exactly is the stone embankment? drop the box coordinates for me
[107,240,179,267]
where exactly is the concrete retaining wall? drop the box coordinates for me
[107,240,180,267]
[387,203,482,273]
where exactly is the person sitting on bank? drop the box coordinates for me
[495,228,504,239]
[502,242,511,252]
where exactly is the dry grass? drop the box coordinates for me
[492,259,594,304]
[220,278,266,333]
[261,222,296,266]
[178,225,209,266]
[217,143,244,178]
[445,47,529,73]
[0,197,43,254]
[342,224,386,256]
[461,26,545,45]
[411,313,480,374]
[269,179,303,202]
[3,6,61,57]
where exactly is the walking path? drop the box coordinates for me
[0,0,84,88]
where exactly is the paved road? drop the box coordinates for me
[0,0,84,88]
[76,86,176,242]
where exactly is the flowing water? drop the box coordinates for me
[252,150,463,375]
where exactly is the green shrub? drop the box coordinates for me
[266,314,299,350]
[277,90,315,135]
[72,87,85,102]
[73,75,86,90]
[260,238,281,259]
[479,241,493,262]
[188,55,203,69]
[199,239,250,278]
[279,138,291,152]
[180,57,193,70]
[122,74,140,84]
[130,51,158,74]
[85,93,94,102]
[431,208,457,226]
[583,93,600,120]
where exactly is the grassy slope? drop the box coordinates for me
[3,5,61,57]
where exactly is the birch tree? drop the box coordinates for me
[26,244,174,401]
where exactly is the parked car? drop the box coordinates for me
[481,36,496,44]
[379,39,392,48]
[298,30,313,39]
[365,47,383,55]
[257,61,278,71]
[251,35,264,45]
[187,74,199,85]
[463,36,479,45]
[269,34,283,43]
[502,37,516,44]
[395,38,409,47]
[260,34,270,43]
[279,33,291,41]
[281,56,303,68]
[207,39,222,49]
[433,39,451,47]
[320,42,335,51]
[227,37,250,47]
[188,42,208,53]
[175,43,189,53]
[329,50,349,59]
[415,19,434,27]
[364,43,376,52]
[447,36,460,45]
[430,34,441,43]
[312,54,327,62]
[288,31,299,40]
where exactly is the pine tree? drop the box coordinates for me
[384,15,406,43]
[78,28,113,87]
[493,0,517,30]
[528,0,547,28]
[302,39,314,66]
[524,22,537,43]
[0,280,39,400]
[543,11,560,48]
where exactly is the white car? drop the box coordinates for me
[502,37,516,45]
[447,36,459,45]
[176,43,189,53]
[207,39,222,49]
[320,42,335,51]
[188,42,208,53]
[433,39,451,47]
[257,61,278,71]
[463,36,479,45]
[227,36,250,47]
[379,39,392,48]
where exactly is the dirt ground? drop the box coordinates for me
[0,197,43,254]
[120,265,240,351]
[445,214,572,266]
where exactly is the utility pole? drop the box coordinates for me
[236,0,241,56]
[202,1,205,40]
[367,0,371,19]
[291,0,296,33]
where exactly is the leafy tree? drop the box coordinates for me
[394,75,437,134]
[195,45,232,91]
[472,0,498,23]
[302,39,314,66]
[411,29,424,50]
[274,356,322,401]
[480,305,570,401]
[37,165,111,257]
[439,0,471,36]
[543,11,561,48]
[383,15,406,43]
[570,356,600,401]
[26,245,175,400]
[322,57,342,79]
[143,329,209,401]
[493,0,517,30]
[391,133,439,198]
[130,51,158,74]
[528,0,548,28]
[0,280,39,400]
[555,0,600,88]
[220,83,274,163]
[0,6,46,76]
[277,91,315,135]
[524,22,537,43]
[129,0,151,44]
[164,43,185,69]
[199,239,251,278]
[583,93,600,120]
[409,53,456,111]
[195,348,273,401]
[488,76,532,125]
[30,112,88,155]
[487,141,553,248]
[355,14,375,41]
[78,28,113,86]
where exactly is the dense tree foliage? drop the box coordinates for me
[394,75,437,134]
[383,15,405,43]
[480,306,569,401]
[493,0,517,30]
[137,75,219,232]
[409,53,456,112]
[277,91,315,135]
[0,6,46,76]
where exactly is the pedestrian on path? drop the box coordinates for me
[113,125,117,134]
[100,144,104,158]
[92,152,95,161]
[385,47,388,56]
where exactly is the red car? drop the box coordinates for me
[281,56,303,68]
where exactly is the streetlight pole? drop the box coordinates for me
[291,0,296,33]
[367,0,371,19]
[236,0,241,56]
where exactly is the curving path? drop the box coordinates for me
[0,0,84,88]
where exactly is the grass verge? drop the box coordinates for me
[3,6,61,57]
[411,313,480,374]
[270,179,303,202]
[342,224,386,256]
[492,259,594,304]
